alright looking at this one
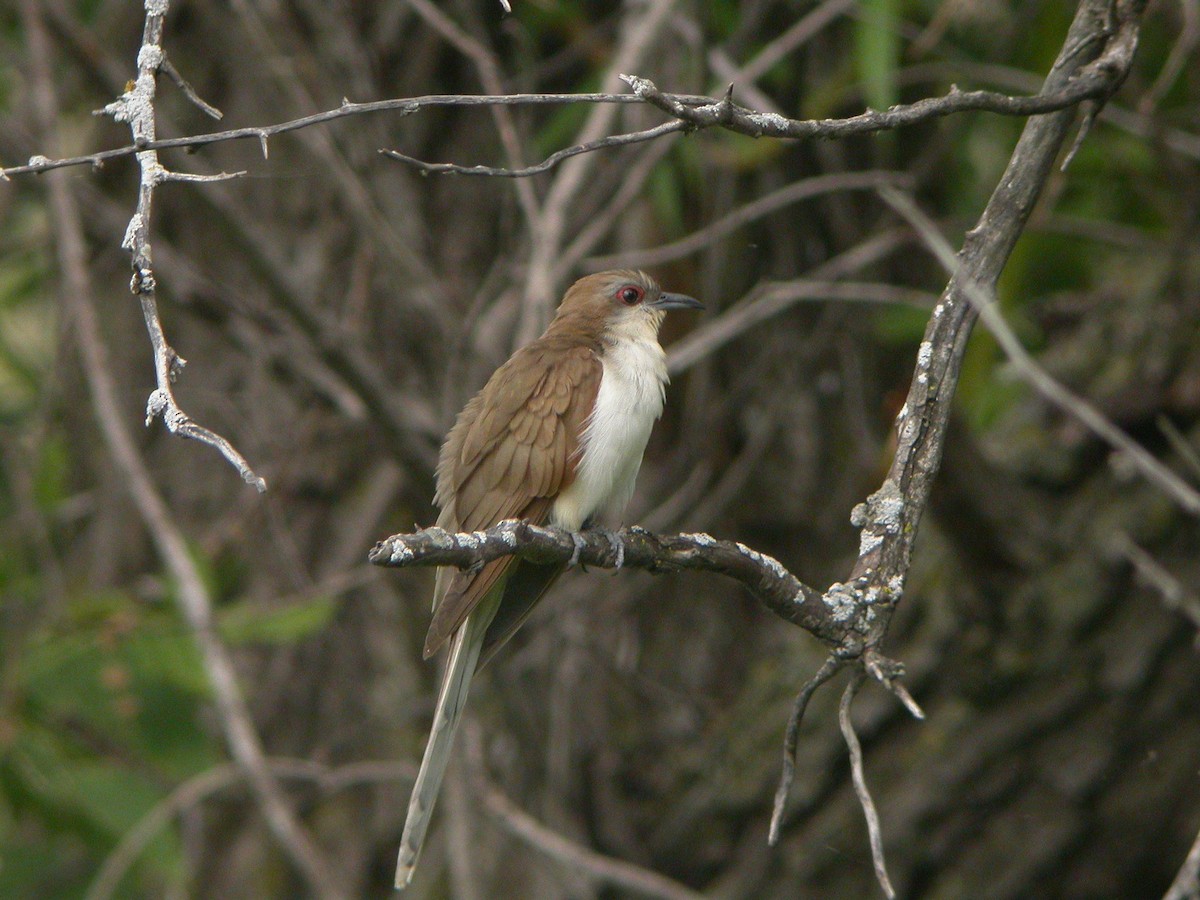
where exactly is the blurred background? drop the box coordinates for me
[1,0,1199,897]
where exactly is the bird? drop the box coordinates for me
[395,269,702,889]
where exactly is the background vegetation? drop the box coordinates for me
[1,0,1198,897]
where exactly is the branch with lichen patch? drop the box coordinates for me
[369,520,900,647]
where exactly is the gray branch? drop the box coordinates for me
[370,521,855,645]
[101,1,265,491]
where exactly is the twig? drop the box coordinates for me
[1111,531,1200,633]
[463,724,704,900]
[863,648,925,720]
[878,185,1200,518]
[21,3,339,895]
[1158,414,1200,482]
[768,655,845,845]
[667,279,935,376]
[0,92,684,178]
[840,674,896,900]
[369,521,845,644]
[588,170,910,269]
[382,120,689,177]
[620,60,1121,142]
[160,53,223,119]
[99,0,265,491]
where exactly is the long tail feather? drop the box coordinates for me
[395,592,499,889]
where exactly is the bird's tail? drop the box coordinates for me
[395,592,499,890]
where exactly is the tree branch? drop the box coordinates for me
[381,120,689,177]
[462,723,704,900]
[100,0,266,491]
[370,521,847,644]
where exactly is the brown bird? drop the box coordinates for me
[395,270,702,888]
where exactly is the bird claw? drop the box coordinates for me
[569,531,587,568]
[606,529,625,570]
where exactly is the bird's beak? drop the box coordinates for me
[648,291,704,311]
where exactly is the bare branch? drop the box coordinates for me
[100,0,265,490]
[588,170,911,269]
[370,521,845,644]
[840,675,896,900]
[667,279,935,376]
[381,120,689,177]
[620,36,1130,142]
[463,724,704,900]
[1111,531,1200,633]
[769,654,845,845]
[0,92,682,179]
[160,53,223,119]
[842,0,1144,646]
[863,649,925,720]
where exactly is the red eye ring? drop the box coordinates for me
[617,285,644,305]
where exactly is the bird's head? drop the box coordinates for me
[550,269,703,343]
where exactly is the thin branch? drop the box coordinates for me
[160,53,223,119]
[879,185,1200,518]
[863,648,925,720]
[463,724,704,900]
[383,120,689,177]
[620,57,1121,142]
[768,655,845,845]
[370,521,845,644]
[1111,531,1200,633]
[840,675,896,900]
[0,92,681,178]
[588,170,911,269]
[667,279,935,376]
[100,0,265,491]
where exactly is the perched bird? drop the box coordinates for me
[396,269,702,888]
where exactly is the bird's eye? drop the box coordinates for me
[618,285,644,305]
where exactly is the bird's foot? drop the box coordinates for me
[588,527,625,570]
[568,531,587,568]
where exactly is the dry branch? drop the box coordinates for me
[370,521,850,644]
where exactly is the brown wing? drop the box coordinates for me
[424,339,601,657]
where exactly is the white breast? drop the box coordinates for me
[552,336,667,531]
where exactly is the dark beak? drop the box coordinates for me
[649,291,704,311]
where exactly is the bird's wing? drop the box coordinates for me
[424,340,601,657]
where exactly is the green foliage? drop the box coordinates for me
[0,591,217,897]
